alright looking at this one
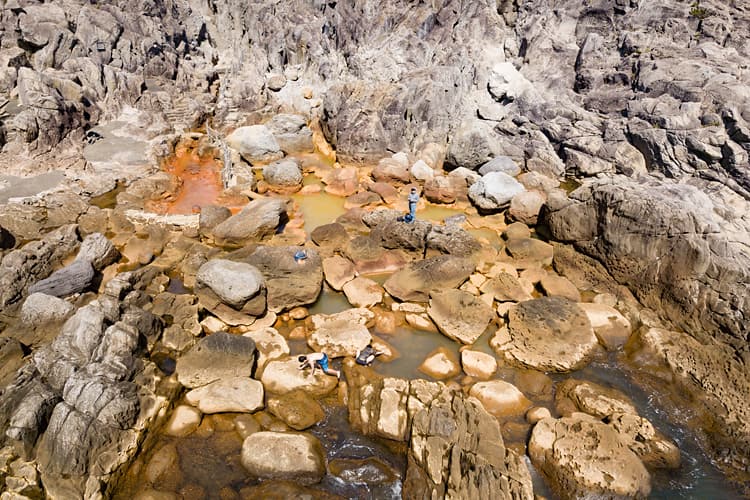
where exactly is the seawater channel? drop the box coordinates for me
[112,146,744,499]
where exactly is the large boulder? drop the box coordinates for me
[175,332,256,388]
[28,260,95,298]
[260,358,339,397]
[185,377,264,414]
[211,198,287,247]
[322,255,356,291]
[242,327,290,370]
[244,246,323,312]
[266,114,314,153]
[529,416,651,499]
[240,432,326,485]
[427,289,494,344]
[554,379,637,419]
[262,158,303,191]
[226,125,283,163]
[20,293,75,326]
[492,297,599,372]
[308,308,373,358]
[75,233,119,271]
[384,255,474,302]
[468,171,525,212]
[195,259,266,314]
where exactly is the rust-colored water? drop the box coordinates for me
[149,145,247,214]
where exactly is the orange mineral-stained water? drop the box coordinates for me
[149,144,247,214]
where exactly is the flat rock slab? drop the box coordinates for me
[529,416,651,498]
[492,297,598,372]
[505,238,554,267]
[242,327,290,370]
[428,289,494,344]
[185,377,264,414]
[175,332,256,388]
[384,255,474,302]
[322,255,356,291]
[261,358,339,397]
[241,431,326,485]
[480,272,533,302]
[343,276,384,308]
[308,308,373,357]
[555,379,637,419]
[244,245,323,312]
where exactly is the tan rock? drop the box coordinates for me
[540,274,581,302]
[322,255,357,291]
[243,327,290,369]
[578,303,632,350]
[164,405,202,437]
[469,380,532,417]
[555,379,637,419]
[343,276,384,308]
[405,313,437,332]
[418,347,461,380]
[460,349,498,380]
[526,406,552,424]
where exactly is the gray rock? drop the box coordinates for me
[175,332,256,389]
[425,224,482,257]
[468,171,526,212]
[225,125,283,164]
[28,260,95,298]
[20,293,75,326]
[212,198,287,247]
[199,205,231,239]
[478,156,521,176]
[243,246,323,312]
[195,259,265,309]
[75,233,119,271]
[263,158,303,189]
[266,114,314,153]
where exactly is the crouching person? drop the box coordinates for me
[298,352,340,379]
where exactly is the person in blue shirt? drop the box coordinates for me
[407,187,419,223]
[298,352,340,379]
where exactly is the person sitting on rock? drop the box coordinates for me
[298,352,340,379]
[355,343,383,366]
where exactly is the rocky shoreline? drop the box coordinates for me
[0,0,748,498]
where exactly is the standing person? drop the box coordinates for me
[407,187,419,223]
[298,352,340,379]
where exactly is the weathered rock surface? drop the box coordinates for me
[20,293,75,326]
[263,158,303,190]
[529,416,651,499]
[418,347,461,380]
[240,432,326,485]
[578,302,632,350]
[243,246,323,312]
[185,377,264,414]
[342,276,384,308]
[175,332,256,389]
[266,114,314,153]
[308,308,373,358]
[211,199,287,248]
[226,125,283,164]
[75,233,120,271]
[427,289,494,345]
[322,255,356,291]
[555,379,637,419]
[267,390,325,431]
[195,259,266,318]
[492,297,599,372]
[260,358,338,398]
[468,172,526,212]
[469,380,532,418]
[384,256,474,302]
[27,259,95,298]
[460,350,497,380]
[242,327,290,370]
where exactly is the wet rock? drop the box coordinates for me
[384,255,474,302]
[418,347,461,380]
[526,406,552,424]
[479,272,533,302]
[460,350,497,380]
[266,114,314,154]
[406,392,533,499]
[529,416,651,499]
[539,274,581,302]
[244,245,323,312]
[555,379,637,419]
[185,377,264,414]
[212,198,287,247]
[343,276,384,308]
[175,332,256,389]
[469,380,532,417]
[468,171,525,212]
[329,456,399,486]
[577,302,632,350]
[493,297,598,372]
[427,289,494,345]
[0,224,79,310]
[240,431,326,485]
[239,480,336,500]
[226,125,283,164]
[608,412,681,469]
[195,259,266,313]
[311,223,349,248]
[263,158,303,191]
[242,327,289,371]
[20,293,75,326]
[267,389,325,430]
[308,308,373,358]
[322,255,356,291]
[75,233,120,271]
[260,358,338,398]
[164,405,202,437]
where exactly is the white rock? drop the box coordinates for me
[185,377,264,414]
[308,308,373,357]
[164,405,202,437]
[410,159,435,181]
[461,350,498,380]
[260,358,338,397]
[418,347,461,380]
[469,380,532,417]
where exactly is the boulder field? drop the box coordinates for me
[0,0,748,498]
